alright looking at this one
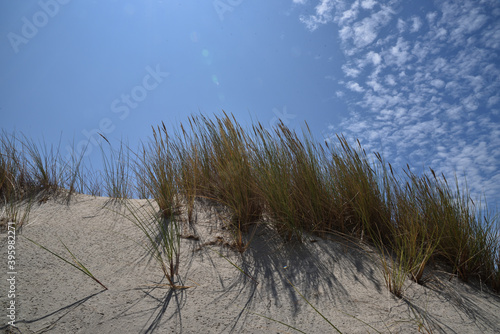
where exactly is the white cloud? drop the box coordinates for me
[462,95,479,111]
[324,0,500,205]
[385,37,410,66]
[350,6,394,49]
[347,81,365,92]
[385,74,396,86]
[361,0,377,10]
[410,16,422,32]
[481,22,500,49]
[339,25,352,42]
[431,57,447,72]
[367,51,382,66]
[426,11,438,25]
[411,41,430,62]
[466,75,484,94]
[488,95,500,108]
[342,65,361,77]
[367,77,382,92]
[444,105,463,120]
[338,0,360,25]
[293,0,307,4]
[440,2,488,46]
[430,79,445,89]
[434,27,448,41]
[397,18,406,33]
[299,0,335,31]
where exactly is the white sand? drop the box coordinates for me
[1,193,500,333]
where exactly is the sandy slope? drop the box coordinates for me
[1,194,499,333]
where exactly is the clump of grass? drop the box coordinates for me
[369,159,499,296]
[22,136,61,195]
[493,247,500,291]
[370,163,443,296]
[327,136,391,242]
[375,242,409,298]
[135,124,180,217]
[390,172,442,284]
[1,131,89,203]
[0,131,32,203]
[436,186,498,285]
[0,131,31,227]
[135,112,499,294]
[172,113,262,251]
[250,123,303,241]
[62,139,89,202]
[201,113,262,249]
[175,124,198,223]
[402,169,500,288]
[251,122,339,241]
[0,133,53,227]
[99,135,132,200]
[4,113,499,296]
[81,167,104,197]
[0,132,20,200]
[122,200,186,289]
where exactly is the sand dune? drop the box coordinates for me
[1,194,500,333]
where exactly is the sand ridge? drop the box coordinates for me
[1,193,500,333]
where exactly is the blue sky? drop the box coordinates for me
[1,0,499,207]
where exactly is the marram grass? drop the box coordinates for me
[1,112,499,297]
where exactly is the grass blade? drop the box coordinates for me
[23,236,107,290]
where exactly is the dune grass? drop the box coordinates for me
[181,114,262,249]
[0,131,30,226]
[1,113,499,298]
[99,135,132,200]
[135,124,180,217]
[0,131,88,228]
[0,131,36,211]
[24,236,108,290]
[135,113,499,296]
[121,200,188,289]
